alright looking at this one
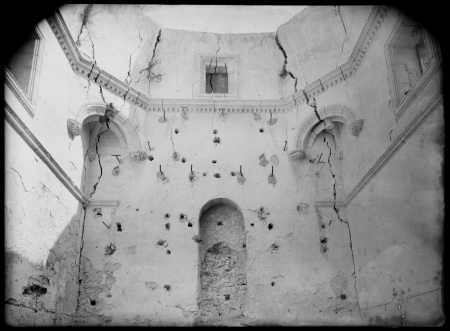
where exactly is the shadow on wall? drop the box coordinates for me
[5,211,84,326]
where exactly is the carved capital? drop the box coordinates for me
[129,150,148,162]
[350,119,364,136]
[67,119,82,136]
[287,149,306,161]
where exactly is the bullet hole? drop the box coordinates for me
[270,243,279,251]
[112,166,120,176]
[217,220,223,226]
[163,284,172,292]
[321,224,326,229]
[148,155,154,161]
[320,237,328,244]
[116,222,122,232]
[182,157,186,163]
[251,223,254,227]
[136,208,139,211]
[271,282,275,286]
[243,243,246,248]
[90,299,96,306]
[165,223,170,230]
[259,154,269,167]
[268,223,273,230]
[259,128,264,133]
[321,246,328,253]
[155,239,168,248]
[164,213,170,219]
[224,294,230,300]
[341,294,346,300]
[212,160,217,164]
[175,129,179,134]
[188,222,193,227]
[214,173,221,178]
[213,129,218,134]
[213,137,221,144]
[166,250,171,255]
[180,213,187,221]
[23,284,47,296]
[203,172,207,176]
[231,171,236,176]
[105,243,117,256]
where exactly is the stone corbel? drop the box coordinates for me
[129,150,148,162]
[350,119,364,136]
[67,119,82,136]
[287,149,306,161]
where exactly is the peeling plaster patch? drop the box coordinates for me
[237,173,246,184]
[330,271,349,298]
[112,166,120,176]
[105,243,117,256]
[254,206,270,224]
[259,154,269,167]
[189,171,199,184]
[157,171,169,183]
[155,239,168,248]
[268,174,277,186]
[320,237,328,253]
[253,113,261,121]
[270,243,279,252]
[213,137,221,144]
[93,208,102,219]
[214,173,221,178]
[297,203,309,213]
[145,282,159,291]
[163,284,172,294]
[165,223,170,231]
[172,152,180,161]
[192,235,202,244]
[270,155,279,166]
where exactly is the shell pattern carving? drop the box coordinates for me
[350,119,364,136]
[67,119,82,136]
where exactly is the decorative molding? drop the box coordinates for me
[4,101,88,205]
[350,119,364,136]
[46,6,389,113]
[88,200,119,207]
[315,90,442,208]
[4,68,35,118]
[67,119,82,136]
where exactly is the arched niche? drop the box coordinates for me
[197,198,247,325]
[289,105,363,160]
[67,102,141,152]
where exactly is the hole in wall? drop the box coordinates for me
[163,285,172,292]
[90,299,96,306]
[214,173,221,178]
[243,243,246,248]
[259,128,264,133]
[268,223,273,230]
[320,237,328,244]
[156,239,168,248]
[165,223,170,231]
[213,129,218,134]
[136,208,139,212]
[166,250,171,255]
[180,213,187,221]
[271,282,275,287]
[224,294,230,300]
[175,129,179,134]
[213,137,221,144]
[182,157,186,163]
[271,243,279,251]
[231,171,236,176]
[148,155,154,161]
[217,220,223,226]
[203,172,207,176]
[188,222,193,227]
[116,222,122,232]
[341,294,346,300]
[164,213,170,219]
[251,223,254,227]
[321,224,326,229]
[212,160,217,164]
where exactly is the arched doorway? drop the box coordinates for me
[197,198,247,325]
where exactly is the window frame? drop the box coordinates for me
[385,13,440,121]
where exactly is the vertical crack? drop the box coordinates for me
[75,205,88,317]
[137,29,162,96]
[324,134,362,319]
[76,4,93,46]
[125,31,143,85]
[275,33,298,92]
[89,129,107,199]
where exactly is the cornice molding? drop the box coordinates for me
[46,6,389,113]
[87,200,119,207]
[315,89,443,208]
[4,101,88,205]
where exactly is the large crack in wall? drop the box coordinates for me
[275,33,298,92]
[197,204,247,325]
